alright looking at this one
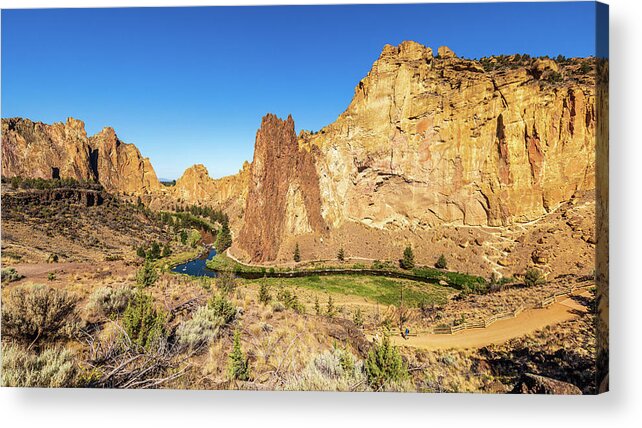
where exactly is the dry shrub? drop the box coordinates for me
[283,348,368,392]
[1,343,77,387]
[87,285,133,318]
[1,283,77,346]
[176,305,224,350]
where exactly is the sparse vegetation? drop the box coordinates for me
[524,267,546,287]
[258,281,272,305]
[215,271,237,296]
[337,247,345,262]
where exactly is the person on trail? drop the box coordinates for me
[404,327,410,340]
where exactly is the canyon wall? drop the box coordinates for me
[304,41,597,231]
[1,117,161,195]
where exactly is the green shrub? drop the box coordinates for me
[353,308,364,327]
[207,294,237,324]
[1,343,77,387]
[228,329,249,381]
[214,221,232,253]
[435,254,448,269]
[365,335,407,390]
[87,286,133,317]
[258,281,272,305]
[136,259,158,288]
[176,305,224,349]
[276,288,304,313]
[326,295,336,318]
[1,284,77,346]
[121,291,167,349]
[524,268,546,287]
[400,246,415,270]
[337,247,345,262]
[1,267,23,283]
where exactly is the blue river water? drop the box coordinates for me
[171,247,218,277]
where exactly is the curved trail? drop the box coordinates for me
[383,292,590,351]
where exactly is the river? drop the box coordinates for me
[171,247,218,277]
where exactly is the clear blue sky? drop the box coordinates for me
[2,2,602,179]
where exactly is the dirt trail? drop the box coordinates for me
[383,292,590,351]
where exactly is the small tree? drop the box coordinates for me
[365,335,407,390]
[400,245,415,270]
[161,243,171,258]
[136,260,158,288]
[121,291,166,349]
[214,220,232,254]
[524,268,546,287]
[258,281,272,305]
[148,241,161,260]
[337,247,345,262]
[435,254,447,269]
[326,295,336,318]
[136,246,146,258]
[353,308,364,328]
[314,296,321,315]
[47,272,56,281]
[180,230,188,245]
[293,243,301,263]
[228,329,249,381]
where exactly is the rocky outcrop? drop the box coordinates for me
[2,188,111,209]
[304,41,597,230]
[235,114,326,262]
[2,117,161,195]
[511,373,582,395]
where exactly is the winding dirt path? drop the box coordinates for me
[383,292,590,351]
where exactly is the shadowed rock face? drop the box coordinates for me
[511,373,582,395]
[236,114,326,262]
[1,117,161,195]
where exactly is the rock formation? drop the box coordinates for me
[232,41,600,263]
[235,114,326,262]
[2,117,161,195]
[511,373,582,395]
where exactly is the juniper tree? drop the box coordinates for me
[258,281,271,305]
[435,254,447,269]
[293,243,301,263]
[136,259,158,288]
[400,245,415,270]
[337,247,345,262]
[228,329,249,381]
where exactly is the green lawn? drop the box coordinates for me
[247,275,456,307]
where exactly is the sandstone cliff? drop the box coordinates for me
[232,41,600,264]
[2,117,161,195]
[303,41,597,230]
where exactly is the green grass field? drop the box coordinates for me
[247,275,456,307]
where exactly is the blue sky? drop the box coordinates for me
[2,2,602,179]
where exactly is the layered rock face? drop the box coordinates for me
[304,41,597,230]
[235,114,326,262]
[2,117,161,195]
